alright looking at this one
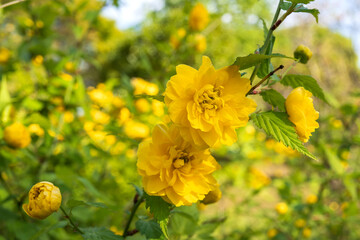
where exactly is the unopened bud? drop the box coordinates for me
[294,44,312,64]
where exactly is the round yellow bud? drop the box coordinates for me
[4,123,31,148]
[22,181,62,220]
[294,44,313,64]
[275,202,288,215]
[295,219,306,228]
[135,98,150,113]
[267,229,278,238]
[189,3,209,31]
[124,120,149,139]
[306,194,318,204]
[302,227,311,238]
[201,186,222,205]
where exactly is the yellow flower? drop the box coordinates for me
[117,107,131,125]
[295,219,306,228]
[275,202,288,215]
[32,55,43,66]
[4,123,31,148]
[302,227,311,238]
[177,28,186,38]
[59,72,73,82]
[91,109,110,125]
[28,123,44,137]
[87,85,113,107]
[152,100,165,117]
[135,98,151,113]
[64,111,74,123]
[64,61,75,73]
[131,78,159,96]
[22,181,62,220]
[0,47,11,64]
[36,20,44,29]
[247,167,271,190]
[201,185,222,204]
[267,229,278,238]
[195,34,207,53]
[124,120,150,139]
[137,124,220,206]
[306,194,318,204]
[285,87,319,143]
[189,3,209,31]
[294,45,313,64]
[164,56,256,148]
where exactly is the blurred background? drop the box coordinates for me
[0,0,359,239]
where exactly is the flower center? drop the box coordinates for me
[197,85,224,113]
[169,146,192,170]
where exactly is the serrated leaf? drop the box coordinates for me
[135,219,162,239]
[280,2,319,22]
[281,74,326,102]
[233,54,292,71]
[159,219,169,240]
[82,227,124,240]
[144,194,171,221]
[287,0,314,4]
[251,112,316,160]
[134,94,164,102]
[260,89,286,111]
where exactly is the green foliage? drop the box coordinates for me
[82,227,124,240]
[280,2,320,22]
[281,74,327,102]
[233,54,291,71]
[135,219,162,239]
[144,193,172,221]
[260,89,286,111]
[251,111,316,160]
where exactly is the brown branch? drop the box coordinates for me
[246,65,284,96]
[0,0,26,9]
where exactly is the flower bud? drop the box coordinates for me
[201,186,222,205]
[306,194,318,204]
[22,181,62,220]
[275,202,288,215]
[294,44,312,64]
[4,123,31,148]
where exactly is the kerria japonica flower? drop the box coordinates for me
[137,124,220,206]
[285,87,319,143]
[22,181,62,220]
[164,56,257,148]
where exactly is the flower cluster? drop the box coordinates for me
[137,56,257,206]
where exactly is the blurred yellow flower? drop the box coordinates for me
[170,35,181,49]
[28,123,45,137]
[105,135,116,146]
[124,120,150,139]
[137,124,220,206]
[112,96,125,108]
[189,3,209,31]
[64,111,74,123]
[201,185,222,204]
[117,107,131,125]
[32,55,43,66]
[294,44,313,64]
[330,118,342,128]
[152,100,165,117]
[4,123,31,148]
[65,61,75,73]
[22,181,62,220]
[131,78,159,95]
[36,20,44,28]
[302,227,311,238]
[285,87,319,143]
[195,34,207,52]
[164,56,256,148]
[110,226,123,236]
[247,167,271,190]
[275,202,288,215]
[48,130,64,141]
[91,109,110,125]
[88,84,114,107]
[135,98,150,113]
[59,72,73,82]
[306,194,318,204]
[295,219,306,228]
[267,229,278,238]
[24,18,34,27]
[0,47,11,64]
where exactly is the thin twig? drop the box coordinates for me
[123,194,145,237]
[247,65,284,95]
[60,206,84,234]
[0,0,26,9]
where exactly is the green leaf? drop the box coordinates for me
[130,184,144,197]
[144,193,171,221]
[322,147,344,175]
[281,74,326,102]
[343,175,358,201]
[159,219,169,240]
[280,2,319,22]
[251,111,316,160]
[260,89,286,111]
[134,94,164,102]
[233,54,292,71]
[135,219,162,239]
[82,227,124,240]
[0,77,11,113]
[67,200,107,211]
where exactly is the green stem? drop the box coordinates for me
[123,195,145,237]
[60,206,84,234]
[281,59,300,79]
[250,0,283,84]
